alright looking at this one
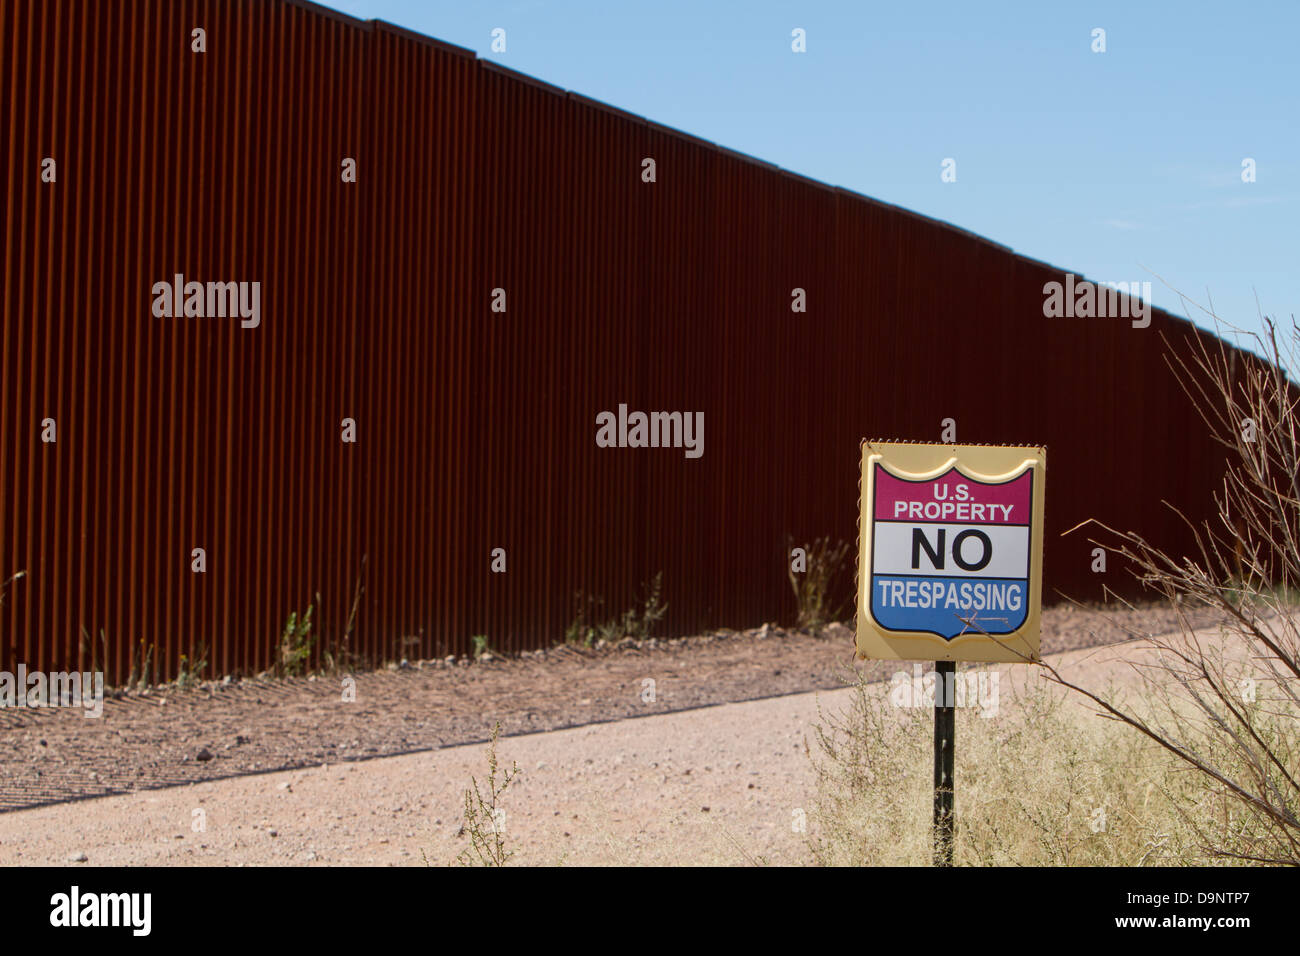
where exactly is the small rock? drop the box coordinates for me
[195,748,214,762]
[824,622,853,641]
[68,852,87,862]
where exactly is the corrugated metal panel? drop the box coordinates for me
[0,0,1247,679]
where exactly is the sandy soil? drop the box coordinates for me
[0,602,1224,814]
[0,613,1244,867]
[0,690,828,866]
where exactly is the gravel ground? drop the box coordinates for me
[0,602,1225,815]
[0,627,1201,867]
[0,689,832,866]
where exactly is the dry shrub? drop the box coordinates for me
[788,537,853,630]
[809,666,1222,866]
[1053,309,1300,865]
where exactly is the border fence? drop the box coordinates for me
[2,0,1240,679]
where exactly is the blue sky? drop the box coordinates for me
[319,0,1298,344]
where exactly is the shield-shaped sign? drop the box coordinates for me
[856,441,1045,663]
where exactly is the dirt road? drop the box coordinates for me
[0,629,1200,866]
[0,603,1221,814]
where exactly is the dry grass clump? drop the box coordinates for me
[808,665,1254,866]
[788,537,854,630]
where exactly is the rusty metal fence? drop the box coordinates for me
[2,0,1237,680]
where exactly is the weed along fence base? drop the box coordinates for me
[856,441,1047,865]
[1,0,1246,680]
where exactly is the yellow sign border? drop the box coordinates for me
[855,440,1046,663]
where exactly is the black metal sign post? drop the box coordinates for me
[933,660,956,866]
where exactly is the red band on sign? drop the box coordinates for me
[873,465,1032,525]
